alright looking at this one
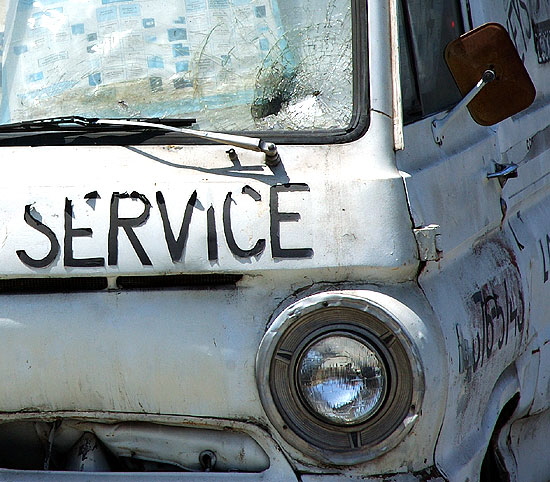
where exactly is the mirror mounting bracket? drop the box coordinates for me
[431,70,495,146]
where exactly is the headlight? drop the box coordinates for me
[297,334,387,425]
[256,291,424,465]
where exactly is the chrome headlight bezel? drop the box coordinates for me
[256,291,424,465]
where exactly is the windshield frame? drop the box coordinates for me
[0,0,369,147]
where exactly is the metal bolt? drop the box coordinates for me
[199,450,217,472]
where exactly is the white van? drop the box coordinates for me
[0,0,547,480]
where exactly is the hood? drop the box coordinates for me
[0,134,418,282]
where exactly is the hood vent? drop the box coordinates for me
[0,274,242,294]
[117,274,242,290]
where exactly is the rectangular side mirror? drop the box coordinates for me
[445,23,536,126]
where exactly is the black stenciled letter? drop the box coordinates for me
[223,189,266,258]
[16,204,60,268]
[64,198,105,267]
[108,192,152,266]
[207,206,218,262]
[157,190,197,262]
[270,184,314,259]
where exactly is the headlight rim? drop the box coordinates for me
[256,291,424,465]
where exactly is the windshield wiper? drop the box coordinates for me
[96,118,280,166]
[0,116,197,132]
[0,116,280,166]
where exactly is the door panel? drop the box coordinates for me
[395,1,550,478]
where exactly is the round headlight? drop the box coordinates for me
[256,291,424,465]
[297,334,387,425]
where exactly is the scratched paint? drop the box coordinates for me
[529,0,550,63]
[457,271,525,378]
[505,0,532,61]
[503,0,550,63]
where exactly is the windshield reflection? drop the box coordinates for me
[0,0,353,132]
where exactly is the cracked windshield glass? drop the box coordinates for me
[0,0,353,132]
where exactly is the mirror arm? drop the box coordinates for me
[431,70,496,145]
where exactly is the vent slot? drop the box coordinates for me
[116,273,242,290]
[0,274,243,294]
[0,277,108,294]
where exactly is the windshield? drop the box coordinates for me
[0,0,357,134]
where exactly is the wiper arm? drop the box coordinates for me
[0,116,197,132]
[0,116,281,166]
[95,118,281,166]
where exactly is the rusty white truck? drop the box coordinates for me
[0,0,547,480]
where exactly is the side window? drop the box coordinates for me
[398,0,464,123]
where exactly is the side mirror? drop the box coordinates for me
[445,22,536,126]
[432,23,536,145]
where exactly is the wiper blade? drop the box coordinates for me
[0,116,197,132]
[96,118,281,166]
[0,116,281,166]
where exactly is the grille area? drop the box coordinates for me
[0,277,108,294]
[117,273,242,290]
[0,274,242,294]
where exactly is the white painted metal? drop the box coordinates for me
[397,1,550,481]
[0,0,425,478]
[0,139,417,278]
[0,0,549,480]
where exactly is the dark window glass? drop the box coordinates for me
[399,0,464,123]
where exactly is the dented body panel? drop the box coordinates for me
[0,0,549,480]
[396,1,550,480]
